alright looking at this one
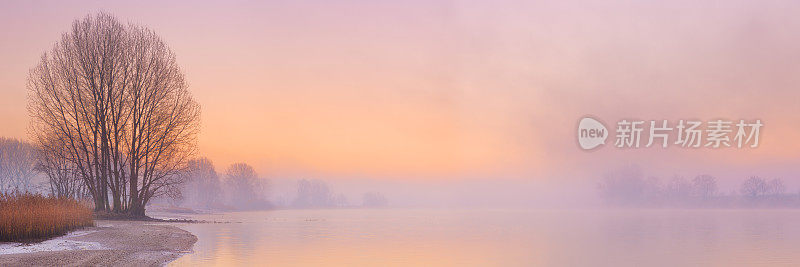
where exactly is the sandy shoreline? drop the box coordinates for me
[0,220,196,266]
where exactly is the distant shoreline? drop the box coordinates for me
[0,220,196,266]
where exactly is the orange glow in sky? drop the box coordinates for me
[1,0,799,181]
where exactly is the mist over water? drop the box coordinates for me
[166,209,800,266]
[2,1,800,266]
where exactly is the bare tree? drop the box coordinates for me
[740,176,767,199]
[224,163,268,209]
[597,164,645,205]
[293,179,334,208]
[333,193,349,207]
[0,138,39,193]
[28,12,199,215]
[362,192,388,208]
[35,134,88,198]
[692,175,718,200]
[665,175,692,200]
[766,178,786,197]
[179,157,222,209]
[123,22,200,215]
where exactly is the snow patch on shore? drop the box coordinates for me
[0,230,106,255]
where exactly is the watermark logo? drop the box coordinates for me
[578,117,763,150]
[578,117,608,150]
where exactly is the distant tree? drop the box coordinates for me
[665,175,692,199]
[740,176,768,199]
[692,175,718,200]
[597,164,645,204]
[765,178,786,196]
[224,163,268,209]
[0,138,39,193]
[293,179,334,208]
[180,157,222,209]
[334,193,349,207]
[362,192,388,207]
[642,176,663,203]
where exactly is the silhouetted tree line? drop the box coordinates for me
[598,164,799,207]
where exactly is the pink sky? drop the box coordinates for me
[1,0,799,193]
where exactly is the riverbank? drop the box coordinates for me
[0,220,196,266]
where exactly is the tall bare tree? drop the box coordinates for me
[28,12,199,215]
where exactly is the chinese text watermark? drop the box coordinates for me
[578,117,762,150]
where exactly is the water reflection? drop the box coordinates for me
[168,209,800,266]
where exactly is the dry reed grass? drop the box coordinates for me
[0,192,94,241]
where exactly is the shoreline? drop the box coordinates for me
[0,220,196,266]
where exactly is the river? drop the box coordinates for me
[162,209,800,266]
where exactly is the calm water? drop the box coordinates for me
[164,209,800,266]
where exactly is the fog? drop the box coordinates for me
[3,1,800,266]
[162,160,800,211]
[3,0,800,212]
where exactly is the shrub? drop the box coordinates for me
[0,192,93,241]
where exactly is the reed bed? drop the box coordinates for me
[0,193,94,241]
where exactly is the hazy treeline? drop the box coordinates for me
[2,133,389,212]
[26,13,200,215]
[169,158,270,211]
[0,137,90,199]
[362,192,389,207]
[173,161,389,211]
[0,138,39,193]
[598,164,798,207]
[290,179,388,208]
[291,179,346,208]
